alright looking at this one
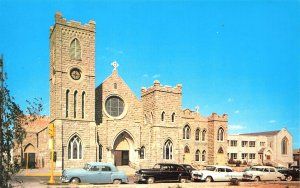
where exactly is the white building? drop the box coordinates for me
[228,128,293,167]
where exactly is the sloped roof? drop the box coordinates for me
[258,148,266,154]
[293,149,300,154]
[23,116,49,133]
[239,130,280,136]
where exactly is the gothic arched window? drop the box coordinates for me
[70,38,81,60]
[217,127,224,141]
[163,140,173,160]
[183,125,191,139]
[74,91,78,118]
[202,150,206,161]
[161,111,165,122]
[82,91,85,119]
[281,137,288,155]
[202,129,206,141]
[195,149,200,161]
[171,113,175,122]
[66,90,69,118]
[68,135,82,159]
[195,128,200,141]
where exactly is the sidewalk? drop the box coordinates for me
[16,168,62,177]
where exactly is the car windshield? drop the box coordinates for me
[83,163,91,170]
[153,164,161,169]
[204,166,216,171]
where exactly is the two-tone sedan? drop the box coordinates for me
[61,162,128,184]
[243,166,285,181]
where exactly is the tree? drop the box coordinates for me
[0,72,43,187]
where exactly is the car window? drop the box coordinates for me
[177,166,185,171]
[218,168,226,172]
[90,166,100,171]
[161,165,170,171]
[205,166,216,171]
[270,168,275,172]
[226,168,233,172]
[263,168,269,172]
[153,164,160,169]
[169,165,177,171]
[101,166,111,172]
[83,163,91,170]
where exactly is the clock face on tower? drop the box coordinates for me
[70,68,81,80]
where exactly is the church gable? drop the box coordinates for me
[95,69,142,124]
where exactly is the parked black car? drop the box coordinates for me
[278,166,300,181]
[135,163,191,184]
[180,164,196,173]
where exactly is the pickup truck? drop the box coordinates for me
[191,165,243,182]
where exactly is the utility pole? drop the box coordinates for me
[48,123,55,184]
[0,54,4,185]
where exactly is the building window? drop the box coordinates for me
[202,150,206,161]
[183,125,191,139]
[202,129,206,141]
[217,127,224,141]
[68,135,82,159]
[163,140,173,160]
[74,91,77,118]
[241,153,248,159]
[144,114,147,124]
[230,153,237,160]
[241,141,248,147]
[260,141,265,147]
[70,38,81,60]
[249,141,255,147]
[105,96,124,117]
[230,140,237,147]
[66,90,69,118]
[161,111,165,121]
[281,137,288,155]
[98,144,102,161]
[195,128,200,141]
[195,150,200,161]
[218,147,224,154]
[140,146,145,159]
[82,92,85,119]
[171,113,175,122]
[249,153,255,159]
[114,83,117,89]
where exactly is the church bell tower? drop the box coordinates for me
[49,12,97,169]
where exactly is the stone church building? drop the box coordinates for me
[18,12,229,170]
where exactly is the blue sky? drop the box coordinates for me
[0,0,299,148]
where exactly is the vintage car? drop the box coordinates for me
[135,163,191,184]
[277,166,300,181]
[60,162,128,184]
[191,165,243,182]
[242,166,285,181]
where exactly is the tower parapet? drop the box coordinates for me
[208,112,228,122]
[141,80,182,97]
[50,12,96,35]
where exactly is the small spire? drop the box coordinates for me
[195,105,200,113]
[111,61,119,71]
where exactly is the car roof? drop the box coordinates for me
[252,166,275,168]
[86,162,115,166]
[206,165,233,169]
[157,163,182,166]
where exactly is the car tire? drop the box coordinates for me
[286,175,293,181]
[147,177,155,184]
[70,177,80,184]
[113,179,121,184]
[254,176,260,182]
[205,176,213,182]
[180,178,187,183]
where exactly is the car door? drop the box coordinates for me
[159,165,172,181]
[86,165,101,183]
[225,168,233,181]
[269,168,278,180]
[98,165,113,183]
[215,168,227,181]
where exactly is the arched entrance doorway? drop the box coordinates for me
[113,131,135,166]
[24,143,36,168]
[183,146,191,164]
[216,147,226,165]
